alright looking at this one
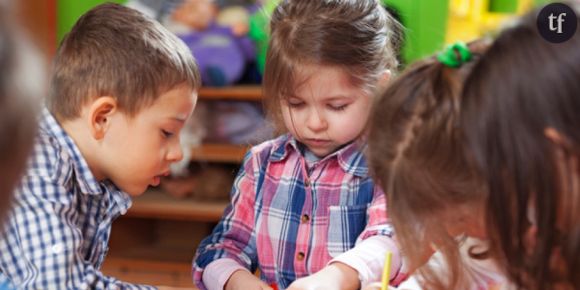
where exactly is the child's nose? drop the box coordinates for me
[306,110,327,132]
[167,141,184,162]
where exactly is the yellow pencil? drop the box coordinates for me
[380,252,392,290]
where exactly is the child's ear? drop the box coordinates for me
[88,96,117,140]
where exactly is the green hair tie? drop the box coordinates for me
[437,42,472,68]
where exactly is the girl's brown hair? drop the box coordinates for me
[368,41,488,290]
[462,5,580,289]
[263,0,401,131]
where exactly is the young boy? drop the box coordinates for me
[0,3,200,289]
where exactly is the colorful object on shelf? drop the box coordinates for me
[382,0,535,64]
[179,23,255,86]
[445,0,533,44]
[125,0,182,20]
[166,0,256,86]
[203,101,273,145]
[248,0,281,74]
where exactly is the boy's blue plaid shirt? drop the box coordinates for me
[0,109,154,289]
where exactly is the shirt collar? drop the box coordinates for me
[39,108,104,195]
[102,179,133,215]
[269,134,369,177]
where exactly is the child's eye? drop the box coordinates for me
[161,129,174,138]
[287,100,305,108]
[328,104,348,111]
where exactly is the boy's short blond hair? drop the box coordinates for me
[48,3,201,120]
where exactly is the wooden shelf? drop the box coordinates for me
[104,256,192,273]
[106,219,214,287]
[102,256,197,289]
[198,85,262,101]
[190,143,249,163]
[126,190,228,222]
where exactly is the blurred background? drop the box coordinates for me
[14,0,549,288]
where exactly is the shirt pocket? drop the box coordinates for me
[326,203,368,258]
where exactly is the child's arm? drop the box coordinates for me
[193,150,262,290]
[224,269,274,290]
[0,176,154,289]
[286,262,361,290]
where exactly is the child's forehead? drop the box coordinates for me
[294,63,349,79]
[134,85,196,117]
[289,64,365,99]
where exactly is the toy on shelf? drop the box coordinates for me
[248,0,280,74]
[203,101,273,145]
[125,0,183,20]
[445,0,533,44]
[166,0,257,86]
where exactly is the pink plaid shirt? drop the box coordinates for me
[193,134,404,289]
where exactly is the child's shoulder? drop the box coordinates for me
[243,134,292,164]
[27,131,69,179]
[21,119,76,193]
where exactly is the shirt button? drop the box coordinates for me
[304,179,310,187]
[301,214,310,223]
[296,252,305,261]
[51,243,63,254]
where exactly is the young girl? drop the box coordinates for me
[461,6,580,290]
[193,1,403,289]
[366,40,505,290]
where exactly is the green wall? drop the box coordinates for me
[384,0,552,65]
[384,0,449,65]
[57,0,127,42]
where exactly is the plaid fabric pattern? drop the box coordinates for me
[0,274,12,290]
[193,134,397,289]
[0,109,154,290]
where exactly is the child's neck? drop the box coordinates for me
[60,117,106,181]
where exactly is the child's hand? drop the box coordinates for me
[286,262,359,290]
[225,270,274,290]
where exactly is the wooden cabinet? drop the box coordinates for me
[102,85,263,289]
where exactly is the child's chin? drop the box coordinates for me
[122,184,148,196]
